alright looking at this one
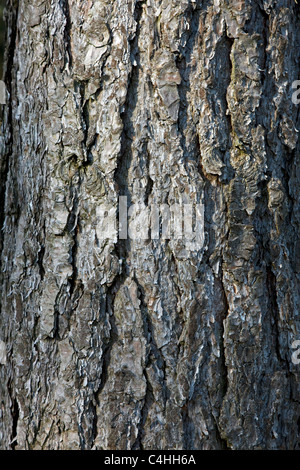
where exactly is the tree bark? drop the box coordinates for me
[0,0,300,450]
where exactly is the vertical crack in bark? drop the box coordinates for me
[144,143,153,206]
[266,265,283,365]
[111,0,145,290]
[94,285,119,401]
[115,1,144,202]
[176,3,201,162]
[0,3,19,449]
[89,400,98,449]
[219,265,229,400]
[254,4,288,371]
[75,80,95,166]
[67,188,80,296]
[216,268,230,449]
[216,21,234,448]
[10,397,19,450]
[223,30,234,146]
[37,235,46,281]
[0,1,18,272]
[133,275,167,450]
[60,0,72,68]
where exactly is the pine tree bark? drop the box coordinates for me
[0,0,300,450]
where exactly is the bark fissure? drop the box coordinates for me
[95,286,119,401]
[266,265,283,366]
[223,32,234,151]
[133,275,168,449]
[0,1,18,270]
[10,397,19,450]
[68,193,80,296]
[60,0,72,69]
[219,267,229,398]
[176,3,201,162]
[111,0,145,284]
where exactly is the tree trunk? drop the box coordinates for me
[0,0,300,450]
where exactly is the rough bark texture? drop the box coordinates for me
[0,0,300,450]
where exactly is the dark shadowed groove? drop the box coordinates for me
[37,228,46,281]
[110,0,145,297]
[75,80,98,166]
[106,0,145,327]
[67,189,81,296]
[223,30,234,146]
[10,396,19,450]
[60,0,72,68]
[253,4,291,372]
[219,265,229,398]
[144,143,153,206]
[0,1,18,273]
[266,265,284,365]
[217,293,233,447]
[90,400,98,449]
[132,275,168,449]
[176,2,202,162]
[255,3,273,134]
[115,3,144,202]
[94,283,119,401]
[0,5,19,449]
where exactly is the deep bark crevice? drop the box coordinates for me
[219,268,229,399]
[223,30,234,149]
[60,0,72,69]
[68,210,80,296]
[176,3,201,162]
[266,264,284,366]
[133,275,169,449]
[37,241,45,281]
[95,285,119,402]
[10,397,19,450]
[0,0,18,271]
[110,0,146,302]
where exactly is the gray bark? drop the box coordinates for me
[0,0,300,450]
